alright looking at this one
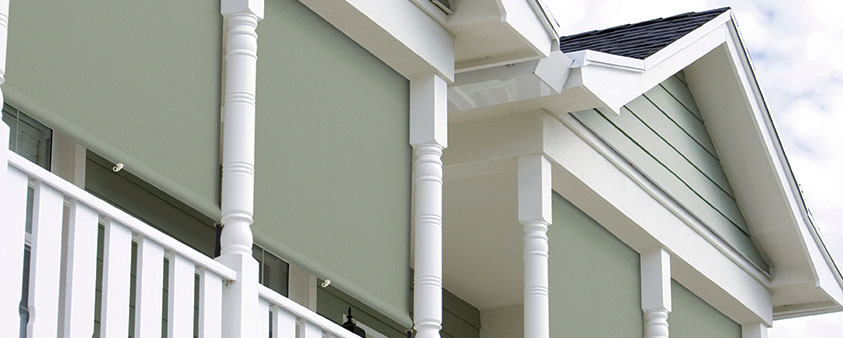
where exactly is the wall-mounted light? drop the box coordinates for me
[342,307,367,337]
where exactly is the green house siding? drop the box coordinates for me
[549,193,643,337]
[572,72,768,271]
[669,280,741,338]
[6,0,222,218]
[252,0,412,328]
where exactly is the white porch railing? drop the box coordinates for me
[1,149,359,338]
[257,285,362,338]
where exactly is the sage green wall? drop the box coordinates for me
[5,0,222,218]
[549,192,643,337]
[252,0,412,328]
[571,72,768,271]
[670,280,741,338]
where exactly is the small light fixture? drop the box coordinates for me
[342,307,367,337]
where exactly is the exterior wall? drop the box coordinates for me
[251,0,413,327]
[442,289,481,338]
[571,71,768,271]
[549,192,643,337]
[670,280,742,338]
[480,305,522,338]
[5,0,222,217]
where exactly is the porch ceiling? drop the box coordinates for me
[442,162,524,311]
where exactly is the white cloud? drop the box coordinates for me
[544,0,843,336]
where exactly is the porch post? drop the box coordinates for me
[518,155,552,338]
[410,73,447,338]
[216,0,263,337]
[0,1,18,337]
[741,322,769,338]
[641,248,671,338]
[0,0,9,173]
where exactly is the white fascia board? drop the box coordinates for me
[723,18,843,307]
[544,112,773,325]
[299,0,455,81]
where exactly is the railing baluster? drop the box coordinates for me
[168,253,196,337]
[27,182,64,338]
[199,269,223,338]
[257,299,270,338]
[100,220,132,338]
[62,201,99,338]
[0,167,28,338]
[134,236,164,338]
[271,306,296,338]
[300,321,322,338]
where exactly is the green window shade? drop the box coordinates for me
[252,0,412,329]
[549,192,644,337]
[669,280,741,338]
[5,0,222,218]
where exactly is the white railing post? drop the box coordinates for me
[216,0,263,337]
[518,155,552,338]
[641,248,671,338]
[410,74,447,338]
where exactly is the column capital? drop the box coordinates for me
[221,0,264,19]
[410,74,448,147]
[641,248,672,312]
[518,154,552,224]
[741,322,769,338]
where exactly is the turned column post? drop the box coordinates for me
[641,248,672,338]
[216,0,263,337]
[410,73,447,338]
[518,155,552,338]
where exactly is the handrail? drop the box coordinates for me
[257,285,360,338]
[7,151,237,281]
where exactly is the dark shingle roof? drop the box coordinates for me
[559,7,730,59]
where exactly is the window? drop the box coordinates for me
[252,245,290,296]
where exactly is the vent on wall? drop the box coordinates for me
[431,0,453,15]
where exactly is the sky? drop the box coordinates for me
[542,0,843,336]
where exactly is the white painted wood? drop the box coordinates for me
[271,305,296,338]
[299,321,323,338]
[99,220,132,338]
[644,309,670,338]
[0,0,8,84]
[641,248,672,338]
[518,155,551,338]
[410,74,448,147]
[411,72,448,338]
[7,153,236,280]
[0,166,28,338]
[641,248,672,311]
[134,236,164,338]
[217,2,263,336]
[199,269,223,338]
[741,322,768,338]
[62,201,99,338]
[168,253,196,338]
[258,285,357,338]
[26,182,64,338]
[256,299,270,337]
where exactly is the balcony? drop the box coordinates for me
[1,150,361,338]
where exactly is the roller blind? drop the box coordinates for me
[5,0,222,218]
[252,0,412,328]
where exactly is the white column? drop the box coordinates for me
[742,322,769,338]
[0,1,17,335]
[215,0,263,337]
[518,155,551,338]
[410,73,447,338]
[641,248,671,338]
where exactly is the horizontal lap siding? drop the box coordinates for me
[572,72,768,271]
